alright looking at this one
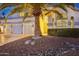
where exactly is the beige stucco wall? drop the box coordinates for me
[67,7,79,28]
[0,16,35,35]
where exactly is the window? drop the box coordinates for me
[70,16,74,28]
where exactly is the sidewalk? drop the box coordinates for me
[0,34,31,46]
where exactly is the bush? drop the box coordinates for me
[48,28,79,37]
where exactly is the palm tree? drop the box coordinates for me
[0,3,73,39]
[2,12,8,33]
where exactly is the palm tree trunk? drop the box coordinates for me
[34,16,42,36]
[4,17,7,33]
[32,7,42,39]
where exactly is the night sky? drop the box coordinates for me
[0,3,79,17]
[75,3,79,9]
[0,6,14,17]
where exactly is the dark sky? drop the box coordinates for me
[0,6,14,17]
[75,3,79,9]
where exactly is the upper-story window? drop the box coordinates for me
[71,16,74,20]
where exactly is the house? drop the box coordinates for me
[0,5,79,36]
[0,15,35,35]
[48,6,79,29]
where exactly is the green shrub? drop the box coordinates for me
[48,28,79,37]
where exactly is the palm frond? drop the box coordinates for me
[0,3,21,10]
[8,5,24,16]
[31,3,45,8]
[58,3,67,12]
[45,9,63,18]
[23,13,28,21]
[41,13,44,20]
[66,3,75,7]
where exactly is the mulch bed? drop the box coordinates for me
[0,36,79,56]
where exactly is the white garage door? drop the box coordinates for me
[23,23,34,35]
[12,24,23,34]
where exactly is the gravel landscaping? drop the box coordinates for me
[0,36,79,56]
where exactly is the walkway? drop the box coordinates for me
[0,34,30,46]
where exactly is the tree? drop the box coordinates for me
[0,3,72,39]
[2,12,8,33]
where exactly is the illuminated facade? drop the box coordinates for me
[48,7,79,29]
[0,15,48,36]
[0,6,79,35]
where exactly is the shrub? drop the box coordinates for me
[48,28,79,37]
